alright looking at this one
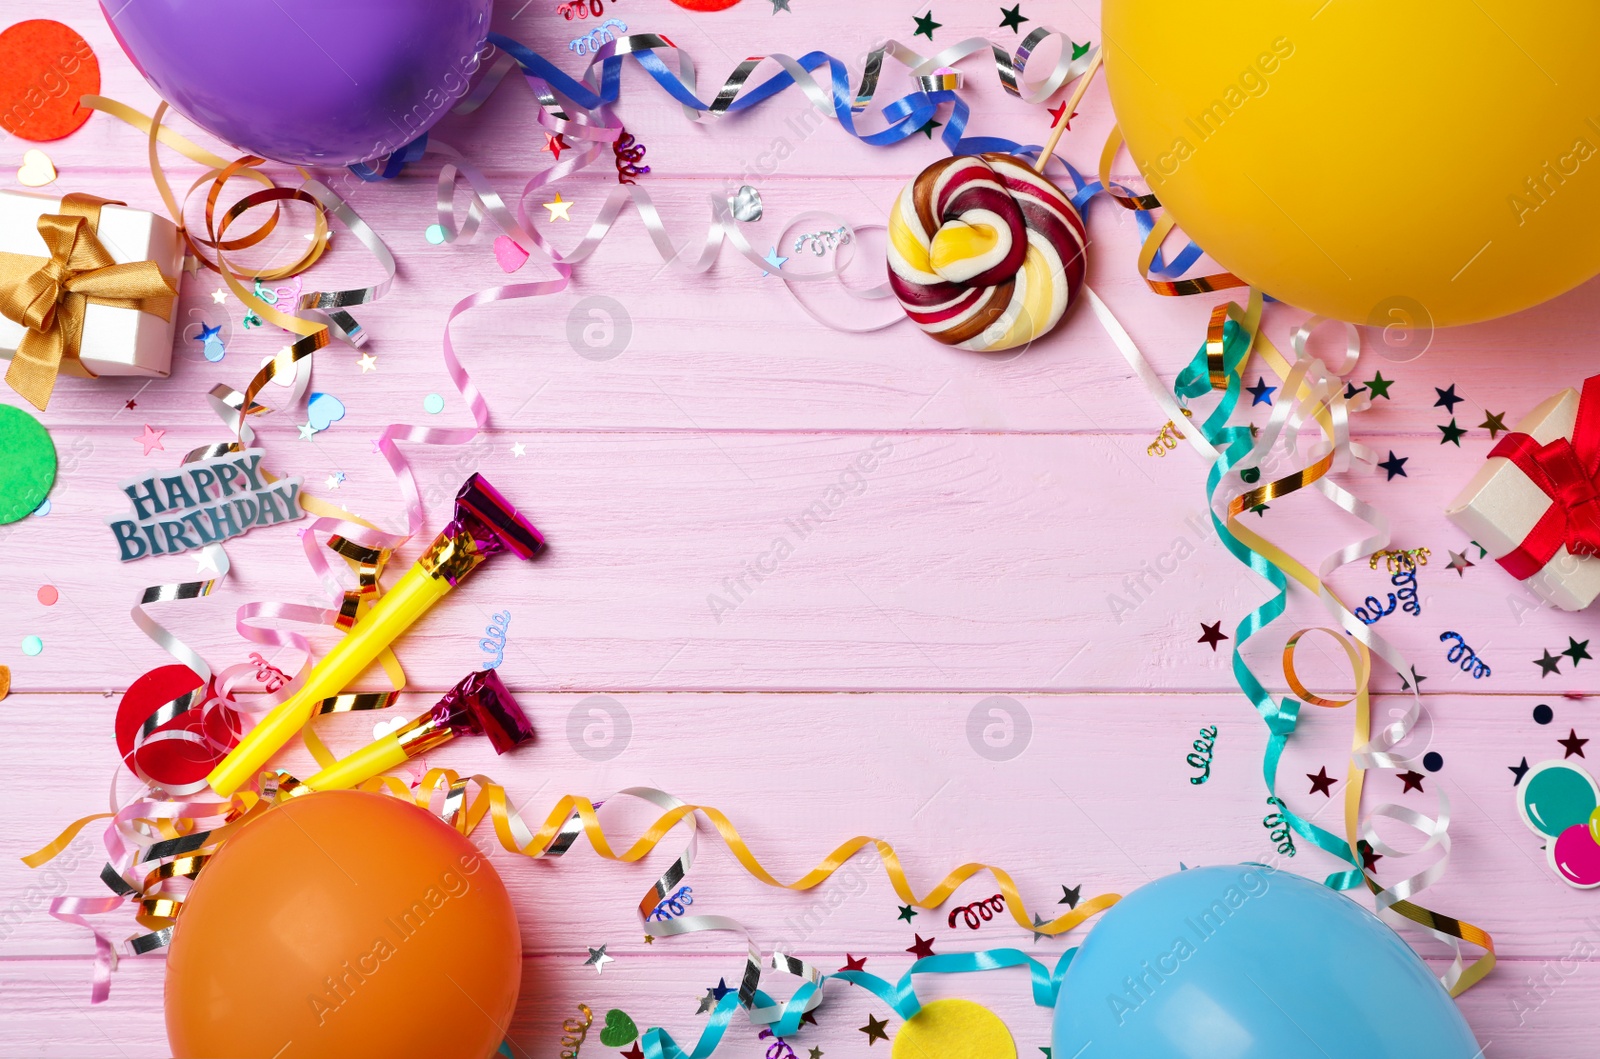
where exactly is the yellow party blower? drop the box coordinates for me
[208,474,544,797]
[298,668,534,791]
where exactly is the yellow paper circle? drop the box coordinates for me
[891,998,1016,1059]
[1103,0,1600,326]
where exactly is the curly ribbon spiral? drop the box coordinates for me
[1262,797,1297,856]
[886,153,1086,352]
[947,894,1005,929]
[561,1003,594,1059]
[1439,632,1491,679]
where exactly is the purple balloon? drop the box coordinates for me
[100,0,494,166]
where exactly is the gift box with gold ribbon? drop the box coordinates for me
[1445,374,1600,611]
[0,190,182,410]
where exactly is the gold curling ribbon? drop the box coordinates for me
[0,193,178,409]
[417,773,1120,938]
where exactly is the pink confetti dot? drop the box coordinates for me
[36,585,58,606]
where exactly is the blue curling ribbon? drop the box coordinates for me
[638,948,1078,1059]
[349,132,428,181]
[1173,322,1361,890]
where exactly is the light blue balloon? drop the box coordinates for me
[1052,865,1480,1058]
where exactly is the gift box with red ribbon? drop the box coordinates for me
[1445,375,1600,611]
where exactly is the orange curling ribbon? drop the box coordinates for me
[0,193,178,409]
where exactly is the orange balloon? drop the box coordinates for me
[165,790,521,1059]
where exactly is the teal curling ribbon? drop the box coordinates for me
[638,948,1077,1059]
[1173,321,1361,890]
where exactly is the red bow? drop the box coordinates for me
[1491,375,1600,580]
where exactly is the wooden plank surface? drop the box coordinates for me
[4,1,1599,1057]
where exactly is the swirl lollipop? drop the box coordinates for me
[887,153,1087,352]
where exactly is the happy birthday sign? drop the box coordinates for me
[109,449,302,561]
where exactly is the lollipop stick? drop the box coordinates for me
[1034,49,1104,174]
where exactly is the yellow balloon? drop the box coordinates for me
[1103,0,1600,326]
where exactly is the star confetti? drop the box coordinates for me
[1307,766,1335,797]
[1480,410,1508,438]
[1398,667,1427,691]
[1047,101,1074,127]
[1564,637,1591,666]
[1198,621,1228,650]
[771,0,791,11]
[1560,728,1588,758]
[358,352,377,373]
[1446,550,1475,576]
[210,288,228,304]
[1378,451,1408,480]
[137,424,165,456]
[841,954,868,972]
[711,978,732,1000]
[999,4,1028,32]
[762,247,789,275]
[696,988,717,1014]
[1246,377,1276,406]
[1398,769,1425,793]
[918,118,943,139]
[623,1047,645,1059]
[1364,371,1394,399]
[1438,418,1467,446]
[913,11,941,39]
[584,944,614,974]
[511,442,527,457]
[1360,840,1382,873]
[124,399,137,410]
[1433,384,1464,414]
[896,904,917,922]
[1510,757,1530,785]
[860,1014,890,1045]
[544,132,568,160]
[544,193,574,221]
[1536,649,1563,677]
[1071,40,1092,59]
[1059,883,1080,908]
[809,1050,824,1059]
[1029,912,1050,943]
[906,935,935,960]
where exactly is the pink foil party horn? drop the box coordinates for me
[301,669,534,791]
[207,474,544,796]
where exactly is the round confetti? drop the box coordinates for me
[20,635,43,656]
[0,664,9,701]
[423,393,445,414]
[1550,824,1600,888]
[0,20,101,141]
[0,404,57,526]
[1535,703,1554,725]
[36,585,57,606]
[32,498,49,516]
[1518,761,1600,838]
[1422,751,1443,773]
[892,999,1015,1059]
[424,224,447,245]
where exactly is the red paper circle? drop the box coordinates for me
[115,665,226,789]
[668,0,744,10]
[0,20,101,141]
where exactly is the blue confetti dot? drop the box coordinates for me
[21,635,43,656]
[31,498,49,516]
[423,393,445,414]
[1422,751,1443,773]
[424,224,447,245]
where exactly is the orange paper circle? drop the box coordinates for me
[164,790,522,1059]
[0,20,100,141]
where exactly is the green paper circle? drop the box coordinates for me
[0,405,56,525]
[1519,761,1599,839]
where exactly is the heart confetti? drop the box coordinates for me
[16,147,55,186]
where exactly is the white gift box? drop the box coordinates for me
[1444,387,1600,611]
[0,189,183,379]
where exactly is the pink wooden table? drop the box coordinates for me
[4,2,1599,1056]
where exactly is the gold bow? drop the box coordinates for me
[1,193,177,410]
